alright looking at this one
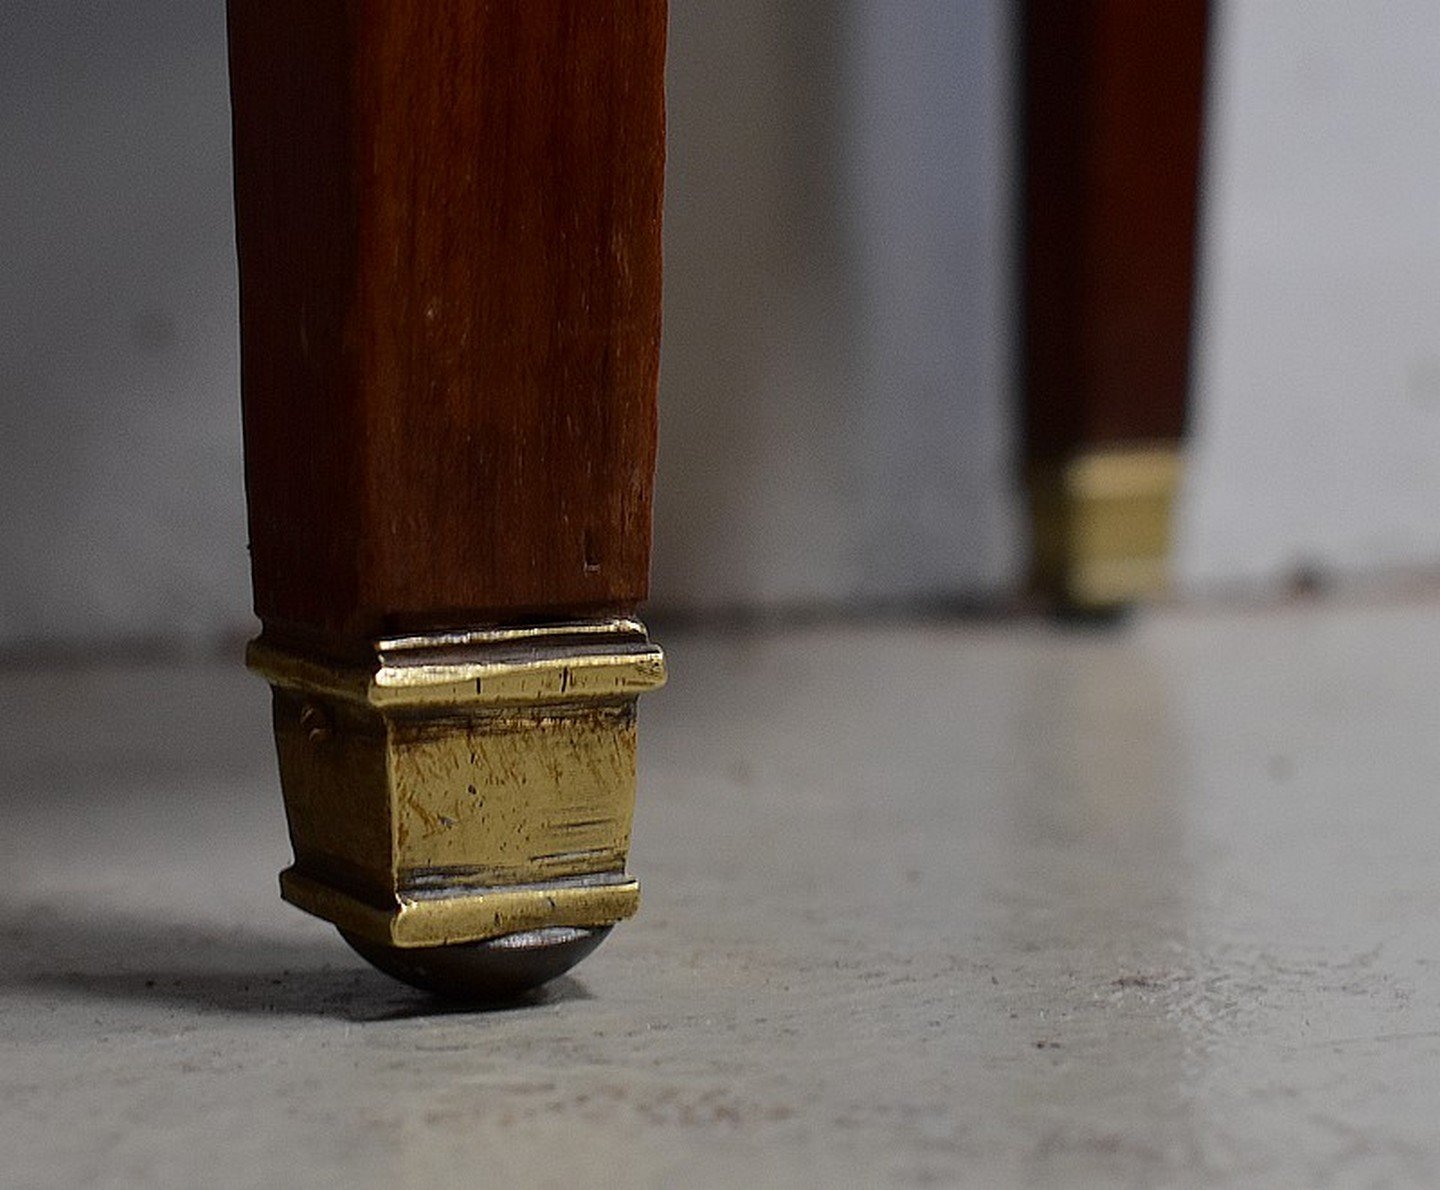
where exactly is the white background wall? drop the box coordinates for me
[655,0,1019,613]
[0,5,248,650]
[2,2,1439,650]
[1179,0,1440,595]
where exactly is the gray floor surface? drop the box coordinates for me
[3,601,1439,1188]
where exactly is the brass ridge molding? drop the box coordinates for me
[1029,444,1183,609]
[248,619,666,948]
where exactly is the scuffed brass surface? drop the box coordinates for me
[249,619,664,948]
[1029,445,1183,608]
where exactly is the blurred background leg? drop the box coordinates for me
[1021,0,1210,611]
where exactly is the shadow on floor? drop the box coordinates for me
[0,903,592,1022]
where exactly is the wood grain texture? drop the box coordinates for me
[1021,0,1209,458]
[227,2,666,653]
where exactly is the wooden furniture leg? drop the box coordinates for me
[1021,0,1209,610]
[226,3,668,999]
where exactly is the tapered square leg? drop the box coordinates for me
[226,3,669,999]
[1020,1,1208,610]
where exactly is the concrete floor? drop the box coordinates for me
[3,600,1439,1188]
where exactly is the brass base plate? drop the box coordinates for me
[280,869,640,949]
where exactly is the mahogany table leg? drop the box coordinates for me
[1021,0,1209,610]
[226,3,668,999]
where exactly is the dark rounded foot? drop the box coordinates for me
[1052,600,1135,630]
[340,925,611,1003]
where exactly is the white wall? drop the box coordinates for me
[1179,0,1440,594]
[4,2,1440,650]
[0,1,1020,649]
[0,4,249,650]
[653,0,1020,612]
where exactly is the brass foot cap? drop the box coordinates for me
[1029,445,1182,609]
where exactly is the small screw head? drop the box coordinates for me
[299,702,332,743]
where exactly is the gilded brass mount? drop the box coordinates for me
[1029,445,1183,609]
[248,619,665,950]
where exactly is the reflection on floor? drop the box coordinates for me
[3,600,1439,1187]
